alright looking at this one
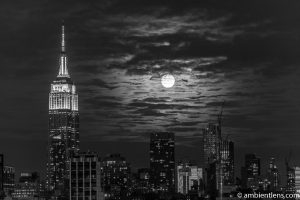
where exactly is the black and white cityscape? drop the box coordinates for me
[0,0,300,200]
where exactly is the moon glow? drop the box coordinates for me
[161,74,175,88]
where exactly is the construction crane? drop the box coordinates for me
[217,101,225,127]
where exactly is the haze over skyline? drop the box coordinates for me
[0,0,299,179]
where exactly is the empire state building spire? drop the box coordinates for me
[47,23,79,193]
[57,24,70,78]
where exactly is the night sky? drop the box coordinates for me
[0,0,300,180]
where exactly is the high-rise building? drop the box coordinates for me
[241,154,260,190]
[176,161,203,195]
[12,172,41,200]
[267,158,280,191]
[294,167,300,193]
[46,24,79,192]
[101,154,131,198]
[203,124,221,168]
[3,166,15,196]
[69,152,104,200]
[220,140,234,187]
[150,132,175,192]
[202,123,221,197]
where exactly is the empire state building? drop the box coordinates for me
[46,24,79,192]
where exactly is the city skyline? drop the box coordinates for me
[0,0,299,184]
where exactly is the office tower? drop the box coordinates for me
[176,161,203,195]
[267,158,280,192]
[46,24,79,192]
[202,123,221,197]
[286,166,295,193]
[241,154,260,190]
[294,167,300,193]
[203,124,221,167]
[220,140,234,186]
[0,155,3,199]
[3,166,15,196]
[69,152,104,200]
[12,172,41,199]
[101,154,131,198]
[150,132,175,192]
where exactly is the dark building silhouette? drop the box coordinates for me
[101,154,130,199]
[69,152,104,200]
[267,158,280,192]
[149,132,175,192]
[3,166,15,196]
[241,154,260,190]
[202,123,221,198]
[46,24,80,193]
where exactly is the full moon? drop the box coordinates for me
[161,74,175,88]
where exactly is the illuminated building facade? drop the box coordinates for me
[69,152,104,200]
[176,162,203,195]
[150,132,175,192]
[3,166,15,196]
[46,24,79,192]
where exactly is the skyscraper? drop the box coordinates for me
[149,132,175,192]
[69,152,104,200]
[202,123,221,198]
[203,124,221,168]
[46,24,79,193]
[220,140,234,187]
